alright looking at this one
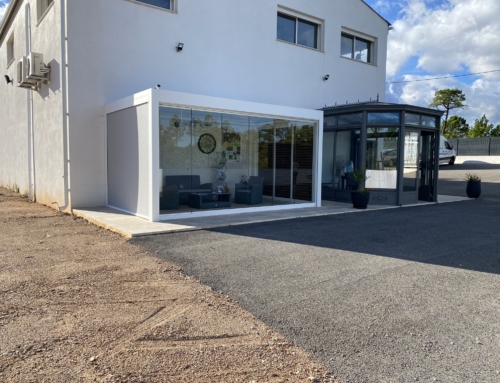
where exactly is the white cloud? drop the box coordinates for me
[386,0,500,126]
[388,0,500,76]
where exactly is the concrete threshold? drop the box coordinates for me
[73,195,470,239]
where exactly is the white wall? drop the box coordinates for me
[0,0,64,206]
[66,0,388,208]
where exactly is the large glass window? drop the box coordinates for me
[341,33,373,63]
[365,128,399,190]
[136,0,172,10]
[277,12,320,49]
[334,130,361,190]
[159,107,316,215]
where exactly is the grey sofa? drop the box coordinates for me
[234,176,264,205]
[164,175,213,206]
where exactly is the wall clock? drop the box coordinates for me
[198,133,216,154]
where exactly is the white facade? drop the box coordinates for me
[0,0,389,212]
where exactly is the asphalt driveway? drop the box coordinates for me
[134,163,500,383]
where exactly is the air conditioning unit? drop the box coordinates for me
[27,52,49,83]
[17,57,39,90]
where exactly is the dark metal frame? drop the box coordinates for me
[322,103,443,206]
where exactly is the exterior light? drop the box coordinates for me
[176,43,184,52]
[323,74,330,81]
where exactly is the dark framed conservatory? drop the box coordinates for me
[321,102,443,206]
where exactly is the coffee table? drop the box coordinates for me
[189,192,231,209]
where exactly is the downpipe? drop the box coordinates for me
[53,0,71,212]
[25,4,35,201]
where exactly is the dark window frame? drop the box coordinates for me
[277,12,320,50]
[341,32,373,64]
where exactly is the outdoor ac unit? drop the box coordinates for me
[27,52,49,83]
[16,57,39,90]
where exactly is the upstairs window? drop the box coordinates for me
[7,34,14,66]
[277,11,321,50]
[136,0,173,10]
[341,32,374,64]
[37,0,54,21]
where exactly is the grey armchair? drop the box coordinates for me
[235,176,264,205]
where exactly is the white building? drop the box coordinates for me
[0,0,390,221]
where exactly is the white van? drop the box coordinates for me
[439,136,456,165]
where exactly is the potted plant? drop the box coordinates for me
[464,173,481,199]
[348,168,370,209]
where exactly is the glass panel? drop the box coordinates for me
[274,120,293,201]
[338,113,363,126]
[422,116,436,128]
[419,132,435,201]
[297,19,318,49]
[159,107,193,213]
[335,130,361,190]
[221,114,251,207]
[403,131,419,192]
[354,37,370,62]
[254,117,276,204]
[367,112,400,124]
[137,0,171,10]
[322,132,335,200]
[293,121,315,203]
[277,13,296,44]
[365,128,399,190]
[405,113,421,126]
[324,116,336,128]
[341,34,353,59]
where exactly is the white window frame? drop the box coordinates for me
[277,6,324,52]
[127,0,177,13]
[37,0,54,23]
[7,33,15,68]
[340,27,377,65]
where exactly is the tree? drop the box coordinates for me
[429,89,467,136]
[468,115,493,138]
[490,124,500,137]
[442,116,469,138]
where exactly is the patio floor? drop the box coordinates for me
[73,195,469,238]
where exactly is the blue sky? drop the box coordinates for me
[364,0,500,126]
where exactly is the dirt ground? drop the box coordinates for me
[0,188,335,383]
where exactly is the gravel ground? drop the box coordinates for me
[0,187,335,383]
[135,164,500,383]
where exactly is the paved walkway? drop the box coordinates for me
[74,195,468,238]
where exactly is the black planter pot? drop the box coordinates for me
[466,181,481,199]
[351,191,370,209]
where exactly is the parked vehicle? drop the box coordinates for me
[439,136,456,165]
[382,149,398,167]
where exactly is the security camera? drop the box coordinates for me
[323,74,330,81]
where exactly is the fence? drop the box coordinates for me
[447,137,500,156]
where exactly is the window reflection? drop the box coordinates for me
[365,128,398,190]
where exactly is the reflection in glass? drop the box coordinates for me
[322,132,335,200]
[405,113,420,126]
[354,37,370,62]
[138,0,171,10]
[422,116,436,128]
[297,19,318,49]
[324,116,336,128]
[367,112,400,124]
[293,121,315,202]
[277,13,296,44]
[365,128,398,190]
[338,113,363,126]
[341,34,353,59]
[334,130,360,190]
[403,131,419,192]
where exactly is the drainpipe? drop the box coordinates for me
[53,0,70,211]
[25,4,35,201]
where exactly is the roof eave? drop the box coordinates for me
[361,0,392,26]
[1,0,22,43]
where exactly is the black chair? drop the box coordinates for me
[234,176,264,205]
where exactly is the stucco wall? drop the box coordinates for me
[66,0,388,208]
[0,0,64,206]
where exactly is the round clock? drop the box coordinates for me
[198,133,216,154]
